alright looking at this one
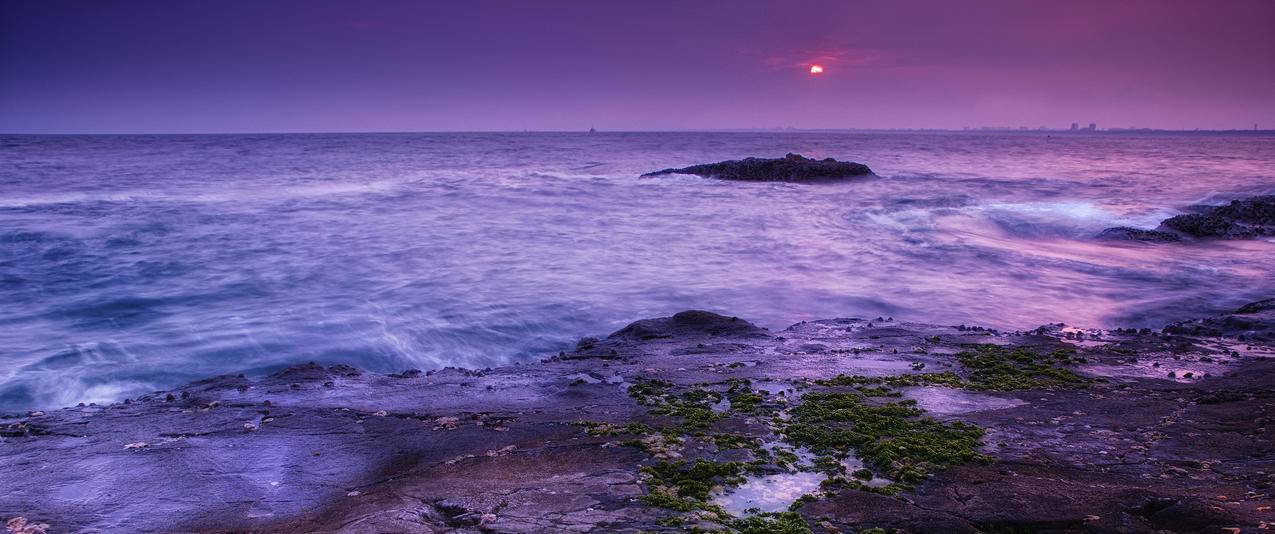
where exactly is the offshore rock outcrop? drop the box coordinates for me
[1,304,1274,533]
[642,153,873,182]
[1099,195,1275,242]
[1162,195,1275,239]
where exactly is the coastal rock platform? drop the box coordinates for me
[2,307,1274,533]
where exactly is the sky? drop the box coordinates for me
[2,0,1273,133]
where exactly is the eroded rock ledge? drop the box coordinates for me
[1100,195,1275,242]
[2,305,1274,533]
[642,153,873,182]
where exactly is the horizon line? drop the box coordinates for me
[4,127,1274,136]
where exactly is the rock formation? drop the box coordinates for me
[1099,195,1275,242]
[642,153,873,182]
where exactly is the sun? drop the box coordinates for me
[809,64,824,75]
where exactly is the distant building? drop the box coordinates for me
[1070,122,1079,131]
[1087,123,1097,131]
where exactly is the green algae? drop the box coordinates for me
[955,345,1087,390]
[818,344,1090,392]
[713,433,763,451]
[783,391,988,489]
[726,378,769,415]
[628,378,723,430]
[642,458,749,507]
[787,494,817,511]
[608,372,993,530]
[612,379,814,530]
[817,372,967,389]
[572,420,654,436]
[624,377,779,435]
[854,385,903,398]
[577,342,1107,531]
[729,511,814,534]
[627,378,675,403]
[773,448,801,470]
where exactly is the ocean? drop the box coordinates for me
[2,131,1273,410]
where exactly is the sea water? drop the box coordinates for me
[2,131,1273,409]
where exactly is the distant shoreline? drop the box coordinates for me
[3,129,1275,136]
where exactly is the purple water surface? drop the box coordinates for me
[1,131,1273,409]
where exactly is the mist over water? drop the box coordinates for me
[2,132,1273,410]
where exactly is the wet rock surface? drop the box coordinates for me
[1100,195,1275,242]
[1162,196,1275,239]
[1164,298,1275,342]
[2,306,1274,533]
[642,153,873,182]
[1096,226,1183,242]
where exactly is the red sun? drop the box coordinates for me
[809,64,824,75]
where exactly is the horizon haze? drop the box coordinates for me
[2,0,1274,134]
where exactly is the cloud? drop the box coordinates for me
[747,45,897,70]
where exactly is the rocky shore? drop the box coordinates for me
[2,304,1274,533]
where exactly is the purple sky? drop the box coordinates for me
[2,0,1273,133]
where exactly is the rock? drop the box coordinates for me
[1098,195,1275,242]
[1236,298,1275,315]
[1095,226,1182,242]
[1163,298,1275,342]
[1161,213,1244,238]
[5,517,50,534]
[1161,196,1275,238]
[272,362,361,381]
[641,153,873,182]
[432,416,461,430]
[607,310,767,342]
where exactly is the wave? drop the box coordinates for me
[975,201,1173,239]
[0,178,421,210]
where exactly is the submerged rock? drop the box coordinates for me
[1163,297,1275,341]
[1236,298,1275,315]
[1095,226,1182,242]
[642,153,873,182]
[1098,195,1275,242]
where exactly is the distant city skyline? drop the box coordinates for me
[2,0,1274,134]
